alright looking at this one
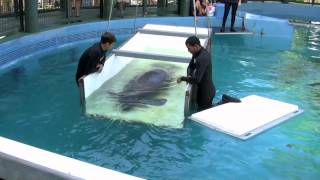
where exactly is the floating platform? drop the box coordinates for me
[190,95,302,140]
[212,27,253,35]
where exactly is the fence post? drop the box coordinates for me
[100,0,103,18]
[25,0,38,33]
[102,0,112,19]
[61,0,70,18]
[157,0,167,16]
[14,0,18,15]
[179,0,190,16]
[18,0,24,31]
[143,0,147,16]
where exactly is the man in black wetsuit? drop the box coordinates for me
[75,32,116,85]
[177,36,241,112]
[177,36,215,111]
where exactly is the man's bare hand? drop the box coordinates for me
[177,76,182,84]
[96,64,103,73]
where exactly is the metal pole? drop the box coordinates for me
[14,0,19,16]
[100,0,103,18]
[107,0,114,30]
[157,0,167,16]
[133,2,139,32]
[179,0,190,16]
[143,0,147,16]
[18,0,24,31]
[25,0,38,33]
[103,0,112,19]
[63,0,71,18]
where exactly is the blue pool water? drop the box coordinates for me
[0,26,319,179]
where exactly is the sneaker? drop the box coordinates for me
[222,94,241,103]
[220,27,225,32]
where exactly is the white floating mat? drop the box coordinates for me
[190,95,302,140]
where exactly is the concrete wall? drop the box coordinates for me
[0,137,143,180]
[0,15,294,70]
[240,2,320,21]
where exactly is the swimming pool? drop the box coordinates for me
[0,25,319,179]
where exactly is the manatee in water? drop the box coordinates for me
[308,82,320,87]
[110,69,171,111]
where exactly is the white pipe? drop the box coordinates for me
[133,2,139,32]
[107,0,114,30]
[192,0,197,36]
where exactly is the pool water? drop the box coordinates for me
[0,26,319,179]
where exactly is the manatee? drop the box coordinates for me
[110,69,171,111]
[308,82,320,87]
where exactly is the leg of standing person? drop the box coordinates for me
[221,3,231,32]
[119,2,124,18]
[230,2,238,32]
[197,96,214,111]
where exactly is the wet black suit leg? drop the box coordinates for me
[197,85,215,111]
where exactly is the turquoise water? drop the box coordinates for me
[0,26,319,179]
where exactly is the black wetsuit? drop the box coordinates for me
[75,43,107,84]
[181,47,216,111]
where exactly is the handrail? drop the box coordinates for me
[107,0,114,31]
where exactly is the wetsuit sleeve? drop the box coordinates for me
[181,58,196,83]
[181,55,208,84]
[98,55,106,65]
[181,75,196,83]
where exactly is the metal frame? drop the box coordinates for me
[137,28,210,39]
[239,109,304,140]
[112,49,190,63]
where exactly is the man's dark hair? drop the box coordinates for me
[101,32,116,44]
[185,36,201,46]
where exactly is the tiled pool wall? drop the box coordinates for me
[2,2,319,69]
